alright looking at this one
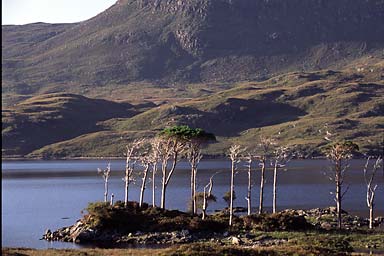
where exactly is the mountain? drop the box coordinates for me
[2,0,384,158]
[2,0,384,104]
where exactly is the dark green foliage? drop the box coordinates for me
[83,201,228,234]
[301,236,354,255]
[242,212,313,231]
[188,217,228,233]
[159,125,216,143]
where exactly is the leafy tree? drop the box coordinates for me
[157,126,190,209]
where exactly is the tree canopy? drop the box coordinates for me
[159,125,216,143]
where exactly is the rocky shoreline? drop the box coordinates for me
[42,207,384,247]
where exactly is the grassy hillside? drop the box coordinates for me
[4,63,381,159]
[2,93,137,156]
[101,65,383,156]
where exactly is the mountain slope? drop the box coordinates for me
[2,0,384,103]
[2,93,136,156]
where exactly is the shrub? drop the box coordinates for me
[242,212,313,231]
[302,236,354,255]
[188,217,228,233]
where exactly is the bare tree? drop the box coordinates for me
[158,127,187,209]
[184,128,215,215]
[229,145,242,226]
[201,174,216,220]
[363,156,382,229]
[110,193,114,206]
[123,139,144,207]
[98,163,111,202]
[244,154,254,215]
[324,141,358,229]
[139,154,151,207]
[150,138,161,207]
[187,144,202,215]
[271,145,293,213]
[257,136,276,214]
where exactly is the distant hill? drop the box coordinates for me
[2,0,384,104]
[2,93,137,156]
[3,67,383,158]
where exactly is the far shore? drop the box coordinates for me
[2,155,346,161]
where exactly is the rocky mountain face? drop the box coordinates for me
[2,0,384,98]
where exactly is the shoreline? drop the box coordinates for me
[2,156,348,161]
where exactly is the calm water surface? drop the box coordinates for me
[2,159,384,249]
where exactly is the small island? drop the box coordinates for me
[37,201,384,256]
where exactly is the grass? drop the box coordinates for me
[2,65,383,158]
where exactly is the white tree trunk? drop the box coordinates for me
[104,178,108,203]
[336,160,342,229]
[110,193,114,206]
[229,159,235,226]
[273,162,278,213]
[247,164,251,215]
[259,159,265,214]
[124,177,129,207]
[152,163,157,207]
[161,163,167,209]
[369,205,374,229]
[191,166,195,214]
[139,165,149,207]
[202,188,207,220]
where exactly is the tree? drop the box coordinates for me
[184,127,216,214]
[195,174,217,220]
[97,163,111,202]
[158,126,189,209]
[150,138,161,207]
[244,154,254,215]
[202,178,216,220]
[139,154,151,207]
[271,145,294,213]
[123,139,144,207]
[363,156,382,229]
[228,144,242,226]
[323,140,359,229]
[257,136,276,214]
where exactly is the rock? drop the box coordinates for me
[321,222,332,230]
[231,236,242,245]
[223,231,229,237]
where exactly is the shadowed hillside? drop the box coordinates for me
[2,93,137,156]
